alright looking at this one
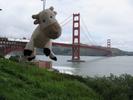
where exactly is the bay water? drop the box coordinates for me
[36,55,133,77]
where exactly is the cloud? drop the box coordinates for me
[0,0,133,51]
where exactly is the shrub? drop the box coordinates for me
[9,55,20,62]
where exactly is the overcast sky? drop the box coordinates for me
[0,0,133,51]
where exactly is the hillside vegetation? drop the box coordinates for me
[0,58,99,100]
[0,58,133,100]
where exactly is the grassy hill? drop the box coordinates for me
[0,58,99,100]
[0,58,133,100]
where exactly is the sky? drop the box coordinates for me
[0,0,133,51]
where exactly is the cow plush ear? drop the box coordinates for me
[49,6,54,11]
[32,13,40,25]
[54,11,57,15]
[32,14,39,19]
[34,19,40,25]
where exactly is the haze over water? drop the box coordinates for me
[36,55,133,77]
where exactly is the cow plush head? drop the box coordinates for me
[32,6,61,39]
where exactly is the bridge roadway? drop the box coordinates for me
[52,42,111,54]
[0,37,111,56]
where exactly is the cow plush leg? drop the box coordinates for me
[24,39,34,56]
[25,50,36,61]
[43,48,57,61]
[24,39,35,61]
[24,49,33,56]
[43,48,51,56]
[49,51,57,61]
[27,56,36,61]
[44,41,57,61]
[23,50,36,61]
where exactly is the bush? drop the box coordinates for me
[84,74,133,100]
[0,55,4,58]
[9,55,20,62]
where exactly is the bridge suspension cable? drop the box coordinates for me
[60,15,72,27]
[80,23,95,45]
[81,18,98,46]
[81,26,95,45]
[61,18,72,27]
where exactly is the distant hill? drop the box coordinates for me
[36,44,133,56]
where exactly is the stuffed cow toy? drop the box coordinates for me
[24,6,62,61]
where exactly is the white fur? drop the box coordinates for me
[25,7,61,60]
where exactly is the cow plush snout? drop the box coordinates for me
[45,22,61,39]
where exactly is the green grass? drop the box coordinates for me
[1,58,133,100]
[0,58,99,100]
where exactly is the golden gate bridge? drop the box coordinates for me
[0,13,112,62]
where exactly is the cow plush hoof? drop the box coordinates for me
[24,49,33,56]
[50,56,57,61]
[27,56,36,61]
[43,48,51,56]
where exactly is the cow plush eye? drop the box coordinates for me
[43,19,46,23]
[50,16,53,18]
